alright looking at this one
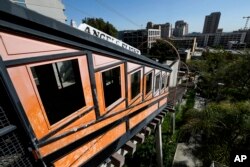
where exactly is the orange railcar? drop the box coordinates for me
[0,1,171,166]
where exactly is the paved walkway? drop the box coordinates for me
[172,96,205,167]
[172,143,202,167]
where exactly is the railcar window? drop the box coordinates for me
[131,70,141,99]
[161,75,167,89]
[145,72,153,94]
[167,75,170,87]
[155,74,160,92]
[102,66,121,107]
[31,59,85,125]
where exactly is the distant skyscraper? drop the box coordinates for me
[173,20,188,37]
[202,12,221,34]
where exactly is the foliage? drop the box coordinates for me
[125,91,196,166]
[179,101,250,165]
[125,135,157,167]
[149,40,177,62]
[188,50,250,101]
[82,17,118,37]
[125,114,175,167]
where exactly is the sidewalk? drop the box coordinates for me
[172,143,202,167]
[172,96,205,167]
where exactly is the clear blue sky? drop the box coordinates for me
[63,0,250,33]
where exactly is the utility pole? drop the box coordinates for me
[243,16,250,30]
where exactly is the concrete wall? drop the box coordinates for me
[25,0,67,23]
[164,60,179,87]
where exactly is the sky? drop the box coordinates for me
[63,0,250,33]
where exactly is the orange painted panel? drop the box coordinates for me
[129,103,158,129]
[53,123,126,167]
[144,93,153,100]
[105,101,126,117]
[95,63,126,116]
[8,66,49,139]
[39,109,128,157]
[0,32,78,60]
[159,98,167,107]
[39,93,167,156]
[53,110,96,136]
[126,92,167,116]
[129,96,142,107]
[7,56,95,140]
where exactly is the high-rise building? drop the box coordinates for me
[146,22,172,39]
[202,12,221,34]
[173,20,188,37]
[10,0,67,23]
[157,23,172,39]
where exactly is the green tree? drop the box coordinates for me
[82,17,118,37]
[188,50,250,101]
[149,40,177,62]
[179,101,250,165]
[222,53,250,101]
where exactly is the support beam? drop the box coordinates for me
[172,112,175,134]
[156,114,164,124]
[110,152,125,167]
[123,141,136,155]
[159,111,167,117]
[155,123,163,167]
[148,122,157,131]
[141,127,151,136]
[132,133,145,144]
[152,118,161,125]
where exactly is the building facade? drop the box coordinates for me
[203,12,221,34]
[119,25,161,54]
[187,30,247,48]
[149,23,172,39]
[10,0,67,23]
[173,20,188,37]
[169,37,196,55]
[147,28,161,49]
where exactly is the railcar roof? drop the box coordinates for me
[0,0,172,72]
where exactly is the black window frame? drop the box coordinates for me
[30,59,86,125]
[154,73,161,94]
[145,72,153,96]
[101,66,122,108]
[130,70,142,100]
[161,74,167,91]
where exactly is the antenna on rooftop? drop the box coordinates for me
[243,16,250,30]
